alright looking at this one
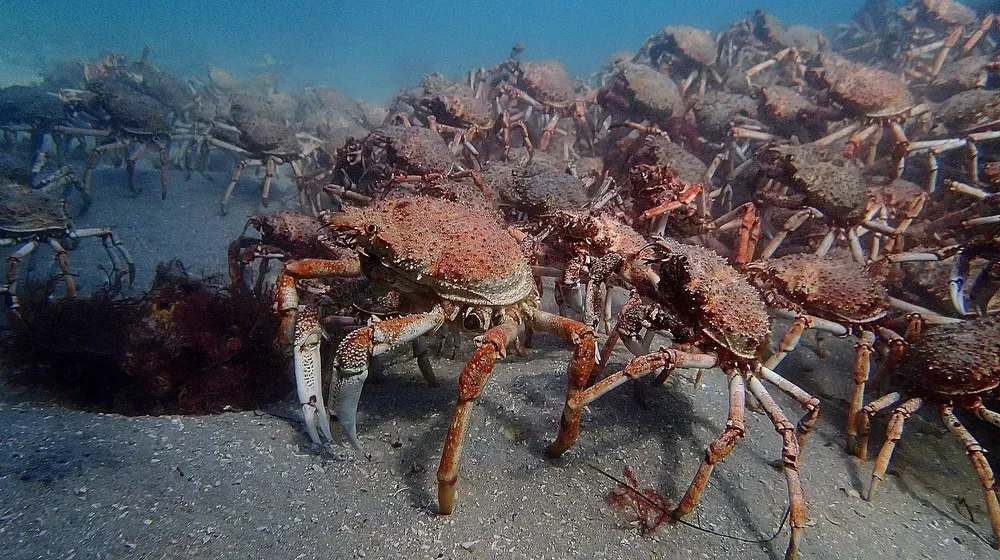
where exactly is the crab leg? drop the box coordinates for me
[47,239,76,298]
[5,240,39,317]
[761,208,821,259]
[548,347,717,457]
[68,228,135,284]
[758,366,820,449]
[763,314,849,370]
[84,138,131,194]
[941,404,1000,548]
[745,375,806,560]
[845,330,875,454]
[125,142,147,196]
[260,156,277,207]
[293,306,334,445]
[867,397,923,499]
[332,306,448,450]
[437,316,521,514]
[674,369,746,510]
[276,257,363,346]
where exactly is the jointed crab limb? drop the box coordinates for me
[84,138,132,195]
[437,317,520,514]
[845,330,876,454]
[673,370,746,519]
[547,347,718,457]
[276,257,363,346]
[758,365,820,449]
[867,397,922,499]
[293,307,334,445]
[4,240,39,316]
[941,404,1000,549]
[332,306,447,450]
[68,227,136,284]
[745,374,806,560]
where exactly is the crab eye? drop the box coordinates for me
[365,224,378,236]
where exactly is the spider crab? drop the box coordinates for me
[745,253,896,450]
[740,143,927,265]
[549,237,818,560]
[634,25,722,96]
[0,169,133,316]
[387,74,530,164]
[482,58,596,152]
[274,195,596,515]
[804,55,931,164]
[855,316,1000,548]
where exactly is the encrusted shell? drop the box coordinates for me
[329,196,533,306]
[900,318,1000,397]
[748,254,889,324]
[654,238,770,359]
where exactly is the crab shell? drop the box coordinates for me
[599,62,683,121]
[899,318,1000,397]
[746,254,889,324]
[420,88,492,129]
[368,125,456,176]
[0,182,71,235]
[806,55,915,115]
[653,238,770,360]
[654,26,718,66]
[517,60,576,106]
[915,0,977,27]
[760,144,869,221]
[324,196,534,307]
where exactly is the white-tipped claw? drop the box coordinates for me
[330,372,368,451]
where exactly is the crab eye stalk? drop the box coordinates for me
[365,224,378,236]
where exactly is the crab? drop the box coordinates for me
[228,210,437,398]
[744,253,897,450]
[634,25,721,96]
[387,74,529,165]
[536,210,654,331]
[548,237,817,560]
[209,97,324,215]
[803,54,931,163]
[341,124,459,196]
[855,316,1000,549]
[744,143,928,265]
[272,195,596,515]
[57,77,174,199]
[0,85,70,170]
[886,230,1000,317]
[0,171,133,316]
[484,59,596,152]
[738,11,828,91]
[896,89,1000,192]
[596,61,684,125]
[899,0,999,80]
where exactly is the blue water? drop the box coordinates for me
[2,1,877,101]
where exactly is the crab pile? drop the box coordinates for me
[7,1,1000,558]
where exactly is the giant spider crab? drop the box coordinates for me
[856,316,1000,549]
[548,238,818,560]
[0,169,133,316]
[274,195,596,515]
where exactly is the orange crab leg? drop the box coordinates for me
[548,346,716,457]
[276,257,362,346]
[437,318,521,514]
[641,183,703,219]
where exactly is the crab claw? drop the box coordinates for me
[293,307,333,444]
[329,368,368,451]
[329,327,373,450]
